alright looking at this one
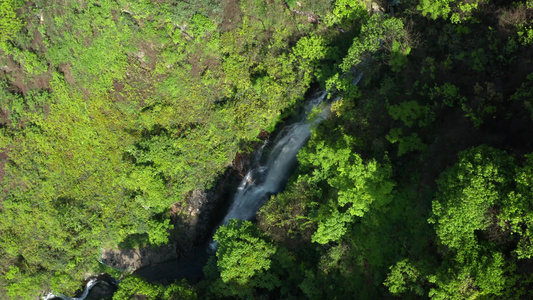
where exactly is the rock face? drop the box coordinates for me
[85,274,118,300]
[84,281,116,300]
[99,143,260,272]
[171,148,258,255]
[172,189,214,255]
[100,243,177,271]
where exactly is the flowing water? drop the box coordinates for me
[133,90,333,283]
[43,280,98,300]
[216,71,364,230]
[220,90,329,225]
[42,83,359,299]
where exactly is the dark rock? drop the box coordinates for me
[85,281,117,300]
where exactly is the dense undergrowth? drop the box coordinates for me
[1,0,533,299]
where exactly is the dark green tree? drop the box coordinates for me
[210,220,280,297]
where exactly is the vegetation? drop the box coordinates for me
[1,0,533,299]
[112,276,196,300]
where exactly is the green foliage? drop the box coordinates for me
[257,179,316,244]
[417,0,485,23]
[386,128,427,156]
[429,82,465,107]
[298,270,323,299]
[0,0,24,44]
[408,146,533,299]
[286,0,298,9]
[312,210,352,244]
[295,130,395,244]
[300,133,395,218]
[161,0,222,25]
[384,259,424,296]
[387,100,432,128]
[1,0,533,298]
[460,82,503,128]
[291,34,330,84]
[429,145,514,250]
[417,0,452,20]
[214,220,277,285]
[113,276,196,300]
[325,0,367,28]
[341,15,407,72]
[292,34,328,67]
[300,0,335,16]
[517,24,533,45]
[325,73,362,99]
[0,1,326,293]
[211,220,280,297]
[428,252,508,299]
[469,48,487,72]
[500,154,533,259]
[190,14,217,39]
[1,266,48,300]
[512,72,533,120]
[390,40,411,72]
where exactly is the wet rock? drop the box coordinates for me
[101,243,177,271]
[84,281,115,300]
[85,274,118,300]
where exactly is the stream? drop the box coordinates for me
[220,91,328,224]
[132,89,331,283]
[42,83,358,299]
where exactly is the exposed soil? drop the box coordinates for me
[188,53,203,78]
[220,0,242,32]
[0,108,9,125]
[132,41,159,71]
[9,71,29,95]
[31,30,47,53]
[58,63,75,85]
[1,58,52,96]
[0,151,7,184]
[111,81,126,102]
[0,54,18,73]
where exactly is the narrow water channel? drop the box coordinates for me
[44,86,348,299]
[134,89,331,283]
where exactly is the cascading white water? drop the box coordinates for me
[45,74,363,297]
[220,90,331,225]
[216,71,363,238]
[42,279,98,300]
[43,92,334,298]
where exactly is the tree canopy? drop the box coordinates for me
[2,0,533,299]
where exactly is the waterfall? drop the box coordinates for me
[220,91,330,225]
[42,279,98,300]
[45,75,362,298]
[213,71,362,244]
